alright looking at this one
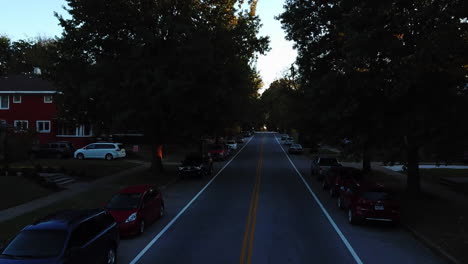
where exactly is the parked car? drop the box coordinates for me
[105,184,164,236]
[236,136,244,144]
[74,143,126,160]
[310,156,341,181]
[226,140,238,150]
[323,166,363,197]
[208,144,229,161]
[288,144,304,154]
[282,137,294,146]
[243,131,252,137]
[178,153,213,179]
[30,142,75,159]
[337,181,400,225]
[0,209,119,264]
[280,135,289,141]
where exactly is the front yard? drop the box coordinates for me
[0,176,53,211]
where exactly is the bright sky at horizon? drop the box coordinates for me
[0,0,297,92]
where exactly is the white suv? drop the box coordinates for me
[74,143,126,160]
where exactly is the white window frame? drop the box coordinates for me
[0,96,9,109]
[36,120,51,133]
[14,120,29,130]
[44,95,53,103]
[12,95,22,103]
[56,124,93,137]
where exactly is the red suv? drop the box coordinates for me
[322,166,363,197]
[105,184,165,236]
[337,181,400,225]
[208,144,229,161]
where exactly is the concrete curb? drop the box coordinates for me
[402,223,460,264]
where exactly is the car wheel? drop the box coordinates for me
[348,209,360,225]
[139,220,145,235]
[106,246,117,264]
[159,204,165,218]
[105,154,114,161]
[77,153,85,160]
[337,197,344,209]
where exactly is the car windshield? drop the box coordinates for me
[319,158,338,165]
[106,193,142,210]
[362,192,394,201]
[2,230,67,258]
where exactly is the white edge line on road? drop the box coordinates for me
[129,136,255,264]
[275,136,364,264]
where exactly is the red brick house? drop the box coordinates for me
[0,75,93,148]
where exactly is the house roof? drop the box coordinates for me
[0,75,57,94]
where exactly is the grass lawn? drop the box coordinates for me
[0,176,53,211]
[10,159,139,180]
[0,165,179,245]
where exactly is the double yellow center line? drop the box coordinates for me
[240,137,264,264]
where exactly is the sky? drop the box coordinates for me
[0,0,297,92]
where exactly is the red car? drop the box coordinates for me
[337,181,400,225]
[322,166,363,197]
[105,184,165,236]
[208,144,229,161]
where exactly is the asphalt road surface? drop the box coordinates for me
[118,133,446,264]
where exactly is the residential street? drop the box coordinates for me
[118,133,445,264]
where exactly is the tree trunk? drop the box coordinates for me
[362,140,371,173]
[406,142,420,193]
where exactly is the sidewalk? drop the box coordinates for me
[0,161,150,223]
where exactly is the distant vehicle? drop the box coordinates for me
[236,136,244,144]
[105,184,164,236]
[226,140,238,150]
[74,143,126,160]
[288,144,303,154]
[0,209,119,264]
[178,153,213,179]
[337,181,400,225]
[30,142,75,159]
[311,156,341,181]
[207,144,229,161]
[243,131,252,137]
[322,166,363,197]
[282,137,294,146]
[280,135,289,140]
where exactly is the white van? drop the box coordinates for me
[74,143,126,160]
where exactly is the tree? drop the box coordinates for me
[280,0,468,192]
[54,0,269,176]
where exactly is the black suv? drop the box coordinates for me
[30,142,75,159]
[0,209,119,264]
[178,153,213,179]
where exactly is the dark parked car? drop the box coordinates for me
[323,166,363,197]
[288,144,304,154]
[207,144,229,161]
[236,136,244,144]
[337,181,400,225]
[178,153,213,179]
[311,156,341,181]
[30,142,75,159]
[106,184,164,236]
[0,209,119,264]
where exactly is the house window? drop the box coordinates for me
[57,122,92,137]
[36,121,51,133]
[13,95,22,103]
[0,96,9,109]
[14,120,29,130]
[44,95,53,103]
